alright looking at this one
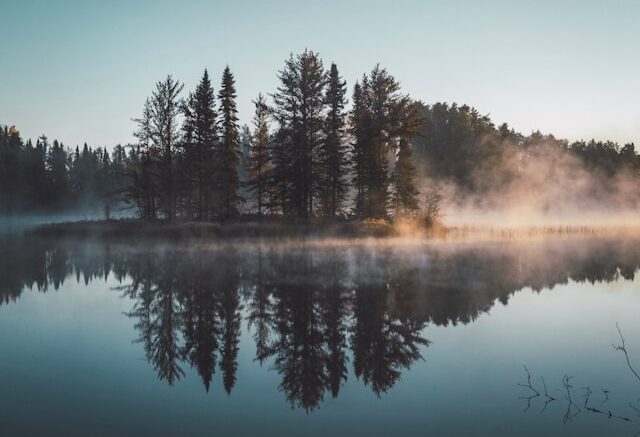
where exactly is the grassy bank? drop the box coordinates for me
[25,218,640,243]
[27,218,412,240]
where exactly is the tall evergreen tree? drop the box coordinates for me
[47,139,68,208]
[131,98,159,220]
[392,100,423,214]
[318,63,348,217]
[271,50,326,219]
[217,66,242,219]
[350,81,370,218]
[247,93,271,217]
[394,139,420,214]
[349,66,419,219]
[151,75,184,220]
[182,69,218,220]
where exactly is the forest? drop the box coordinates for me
[1,50,639,223]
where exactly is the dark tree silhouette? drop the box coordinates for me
[317,63,349,217]
[247,93,271,217]
[182,69,218,220]
[216,66,242,219]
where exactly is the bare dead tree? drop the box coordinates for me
[421,189,443,227]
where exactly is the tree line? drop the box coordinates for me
[2,50,639,219]
[0,125,128,215]
[126,51,423,222]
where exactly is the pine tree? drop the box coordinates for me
[349,66,418,219]
[393,100,423,215]
[394,139,419,214]
[271,50,326,219]
[151,75,184,220]
[131,98,159,220]
[248,93,271,217]
[318,63,348,217]
[183,69,217,220]
[217,66,242,219]
[350,81,370,218]
[47,139,68,208]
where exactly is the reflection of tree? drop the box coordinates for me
[3,237,640,410]
[146,254,184,385]
[265,252,328,411]
[246,249,273,364]
[319,257,350,398]
[181,258,219,392]
[218,258,242,394]
[352,253,428,396]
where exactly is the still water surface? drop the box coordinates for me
[1,236,639,436]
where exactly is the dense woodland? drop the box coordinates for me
[1,50,639,221]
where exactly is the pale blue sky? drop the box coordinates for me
[1,0,638,148]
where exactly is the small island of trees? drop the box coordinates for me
[1,49,639,233]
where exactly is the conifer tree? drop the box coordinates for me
[151,75,184,220]
[271,50,326,219]
[350,81,370,218]
[394,139,420,214]
[393,100,423,215]
[349,66,419,219]
[217,66,242,219]
[318,63,348,217]
[47,139,68,207]
[183,69,217,220]
[248,93,271,217]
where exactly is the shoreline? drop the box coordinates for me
[19,219,640,245]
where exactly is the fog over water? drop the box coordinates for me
[1,235,639,436]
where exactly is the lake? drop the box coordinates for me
[1,235,639,436]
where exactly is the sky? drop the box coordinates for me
[1,0,639,149]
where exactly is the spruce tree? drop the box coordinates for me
[217,66,242,219]
[318,63,348,217]
[350,81,370,218]
[47,139,68,208]
[394,139,420,214]
[349,66,420,219]
[248,93,271,217]
[271,50,326,219]
[183,69,217,220]
[393,100,423,215]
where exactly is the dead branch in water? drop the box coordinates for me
[613,323,640,383]
[518,365,540,411]
[539,376,556,412]
[562,375,581,423]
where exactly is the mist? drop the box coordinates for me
[414,103,640,230]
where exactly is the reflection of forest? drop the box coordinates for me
[1,237,639,410]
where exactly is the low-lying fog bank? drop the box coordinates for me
[13,216,640,245]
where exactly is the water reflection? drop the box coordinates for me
[1,237,639,412]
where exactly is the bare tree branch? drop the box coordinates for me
[613,323,640,383]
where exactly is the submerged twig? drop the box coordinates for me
[518,365,540,412]
[582,386,593,408]
[562,375,581,423]
[612,323,640,383]
[601,389,610,405]
[540,376,556,412]
[518,365,540,395]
